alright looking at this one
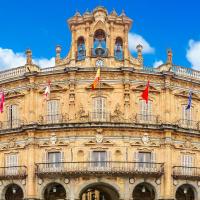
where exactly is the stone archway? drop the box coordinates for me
[44,182,66,200]
[5,183,24,200]
[175,184,195,200]
[79,182,120,200]
[132,182,156,200]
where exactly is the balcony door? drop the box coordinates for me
[139,100,152,122]
[181,154,193,175]
[48,152,62,170]
[182,105,192,126]
[47,100,60,123]
[5,154,18,175]
[136,152,155,171]
[7,105,18,128]
[93,97,106,121]
[91,151,107,168]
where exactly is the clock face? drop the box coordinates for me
[96,59,104,67]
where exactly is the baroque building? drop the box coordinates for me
[0,6,200,200]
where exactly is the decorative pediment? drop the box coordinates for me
[84,133,114,146]
[86,82,114,90]
[174,90,200,100]
[5,90,25,99]
[38,134,69,147]
[173,138,200,151]
[38,83,68,94]
[132,84,160,93]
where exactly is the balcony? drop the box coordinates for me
[35,161,164,178]
[135,114,160,124]
[173,166,200,180]
[177,119,200,130]
[40,114,65,124]
[0,120,23,130]
[91,48,109,58]
[89,112,111,122]
[0,166,27,180]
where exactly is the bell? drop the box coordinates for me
[78,45,85,55]
[95,42,105,56]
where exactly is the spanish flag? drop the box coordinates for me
[92,68,100,90]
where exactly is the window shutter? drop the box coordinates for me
[134,152,139,162]
[12,105,18,120]
[151,152,156,163]
[61,151,64,162]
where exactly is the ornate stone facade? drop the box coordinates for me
[0,6,200,200]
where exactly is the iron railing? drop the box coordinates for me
[89,112,111,122]
[36,161,164,178]
[40,114,64,124]
[0,166,27,179]
[177,119,200,130]
[135,114,160,124]
[173,166,200,180]
[91,48,109,57]
[0,120,23,130]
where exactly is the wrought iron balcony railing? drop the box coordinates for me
[0,166,27,179]
[177,119,200,130]
[91,48,109,57]
[135,114,160,124]
[40,114,65,124]
[35,161,164,178]
[173,166,200,180]
[89,112,111,122]
[0,120,23,130]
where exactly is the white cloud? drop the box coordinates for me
[0,47,55,70]
[128,32,154,54]
[153,60,163,68]
[186,39,200,70]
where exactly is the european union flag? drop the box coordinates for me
[186,90,192,110]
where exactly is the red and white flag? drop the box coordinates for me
[44,80,51,100]
[0,91,5,113]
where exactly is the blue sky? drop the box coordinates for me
[0,0,200,69]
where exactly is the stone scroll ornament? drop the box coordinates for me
[0,91,5,113]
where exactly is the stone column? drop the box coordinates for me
[109,22,114,57]
[163,130,174,199]
[71,25,76,66]
[124,25,129,66]
[25,131,37,199]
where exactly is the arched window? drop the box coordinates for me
[114,37,123,61]
[92,29,108,57]
[77,37,86,61]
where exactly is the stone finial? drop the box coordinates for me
[136,44,143,66]
[26,49,32,65]
[120,9,126,17]
[55,45,62,62]
[167,49,173,64]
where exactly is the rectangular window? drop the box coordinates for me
[7,105,19,128]
[5,154,18,175]
[48,152,61,168]
[47,100,60,123]
[139,100,152,122]
[138,152,154,169]
[91,151,107,167]
[92,97,106,121]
